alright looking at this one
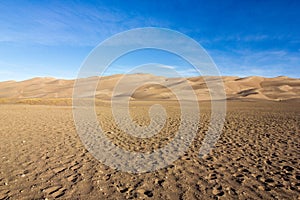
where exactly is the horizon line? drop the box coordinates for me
[1,73,299,83]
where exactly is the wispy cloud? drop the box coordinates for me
[0,2,167,46]
[175,68,199,77]
[0,1,299,80]
[210,49,300,78]
[102,62,199,78]
[153,64,176,70]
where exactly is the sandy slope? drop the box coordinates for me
[0,74,299,102]
[0,101,299,199]
[0,74,299,199]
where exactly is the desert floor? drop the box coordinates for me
[0,101,299,199]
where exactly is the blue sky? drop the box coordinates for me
[0,0,299,81]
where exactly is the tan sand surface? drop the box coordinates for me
[0,101,299,199]
[0,75,299,102]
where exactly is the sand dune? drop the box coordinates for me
[0,74,299,199]
[0,74,299,103]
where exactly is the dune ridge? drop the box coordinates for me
[0,74,299,103]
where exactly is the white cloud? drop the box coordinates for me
[0,2,168,46]
[154,64,176,70]
[210,49,300,78]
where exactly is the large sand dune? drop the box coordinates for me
[0,74,299,199]
[0,74,299,102]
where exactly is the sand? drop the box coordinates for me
[0,74,299,199]
[0,100,299,199]
[0,74,299,101]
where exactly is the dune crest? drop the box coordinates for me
[0,74,299,102]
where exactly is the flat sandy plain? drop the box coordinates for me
[0,75,299,199]
[0,100,299,200]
